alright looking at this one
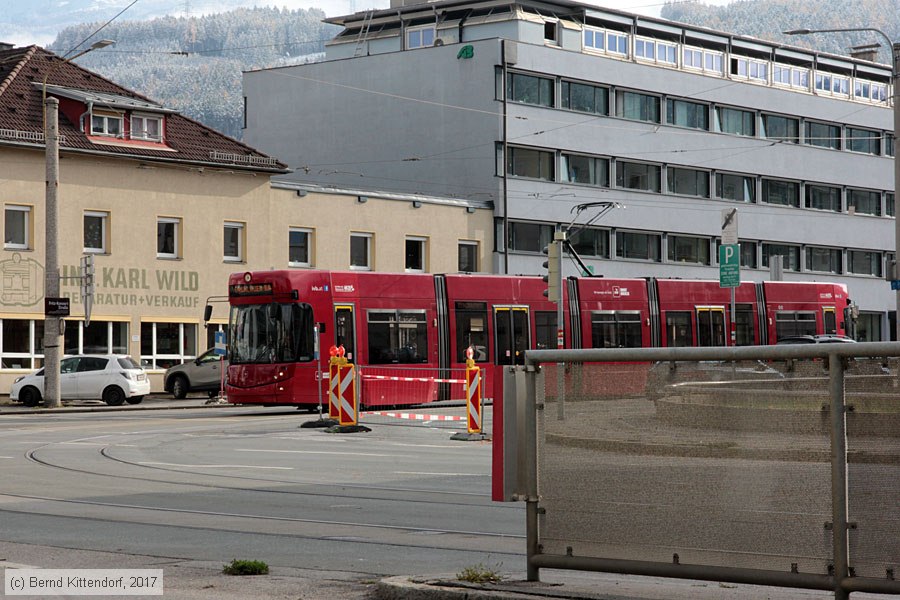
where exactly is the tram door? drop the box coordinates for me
[334,304,356,362]
[696,306,727,347]
[494,306,529,365]
[823,307,837,334]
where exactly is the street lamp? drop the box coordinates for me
[43,39,114,409]
[784,27,900,341]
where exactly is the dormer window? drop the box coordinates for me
[91,110,123,137]
[407,26,435,49]
[132,113,162,141]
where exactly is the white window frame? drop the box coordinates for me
[683,45,723,76]
[458,240,479,273]
[289,227,313,268]
[406,25,435,49]
[83,211,109,254]
[583,27,605,52]
[635,37,677,66]
[0,318,44,370]
[131,113,163,141]
[733,56,768,83]
[156,217,180,259]
[223,221,244,263]
[140,321,197,370]
[4,204,31,250]
[350,232,373,271]
[606,31,629,56]
[405,236,428,273]
[90,110,123,138]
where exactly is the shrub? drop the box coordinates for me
[222,559,269,576]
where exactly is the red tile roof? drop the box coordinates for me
[0,45,288,173]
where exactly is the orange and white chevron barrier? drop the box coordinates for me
[337,361,358,426]
[465,346,482,434]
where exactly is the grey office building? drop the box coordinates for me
[242,0,895,340]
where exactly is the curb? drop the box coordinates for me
[375,576,565,600]
[0,399,225,415]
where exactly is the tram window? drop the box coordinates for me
[734,304,754,345]
[665,311,692,347]
[535,311,557,349]
[591,312,642,348]
[775,311,816,340]
[366,309,428,364]
[455,302,488,362]
[824,309,836,335]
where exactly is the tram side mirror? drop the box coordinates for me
[267,302,279,320]
[203,305,213,323]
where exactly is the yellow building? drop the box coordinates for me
[0,44,492,393]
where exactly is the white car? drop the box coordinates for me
[10,354,150,407]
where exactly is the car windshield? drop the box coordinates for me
[117,356,142,369]
[229,302,315,364]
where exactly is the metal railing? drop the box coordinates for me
[504,342,900,599]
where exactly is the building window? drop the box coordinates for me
[131,114,162,141]
[140,321,197,370]
[405,236,427,272]
[616,230,661,261]
[806,247,843,274]
[0,318,44,370]
[666,98,709,130]
[507,72,554,107]
[732,56,768,82]
[887,134,895,157]
[762,179,800,208]
[289,227,313,267]
[856,312,883,342]
[507,147,554,181]
[406,26,435,49]
[64,320,128,355]
[508,222,552,253]
[563,154,609,186]
[616,91,660,123]
[606,31,629,55]
[635,38,675,64]
[715,106,755,136]
[716,173,755,203]
[668,235,710,265]
[569,228,609,258]
[846,127,881,155]
[583,27,605,51]
[156,217,180,259]
[805,184,841,212]
[762,243,800,271]
[4,205,30,250]
[543,20,559,44]
[350,232,372,270]
[83,211,108,253]
[847,189,882,216]
[815,72,850,96]
[561,80,608,115]
[458,240,478,272]
[683,46,723,74]
[740,241,758,268]
[761,114,799,143]
[591,312,642,348]
[90,111,123,137]
[223,221,244,262]
[773,64,809,89]
[617,161,661,192]
[887,193,895,218]
[848,250,883,276]
[667,167,709,197]
[804,121,841,150]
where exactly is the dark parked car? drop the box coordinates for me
[163,348,227,399]
[776,334,856,344]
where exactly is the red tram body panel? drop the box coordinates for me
[222,270,852,408]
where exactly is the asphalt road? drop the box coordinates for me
[0,401,511,598]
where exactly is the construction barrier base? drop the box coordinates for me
[300,418,339,429]
[450,432,491,442]
[325,424,372,434]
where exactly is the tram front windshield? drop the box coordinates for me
[229,302,314,364]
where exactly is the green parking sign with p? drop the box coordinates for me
[719,244,740,288]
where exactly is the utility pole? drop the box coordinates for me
[43,97,62,408]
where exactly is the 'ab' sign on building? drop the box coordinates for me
[719,209,740,288]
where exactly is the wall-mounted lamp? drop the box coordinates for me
[466,206,476,214]
[296,190,307,197]
[412,201,422,208]
[358,196,368,203]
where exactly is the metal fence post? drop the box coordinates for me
[525,362,541,582]
[829,352,850,600]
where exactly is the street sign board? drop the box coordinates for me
[44,297,70,317]
[719,244,740,288]
[214,330,227,356]
[891,280,900,291]
[721,208,738,245]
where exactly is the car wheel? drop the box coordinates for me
[171,375,189,399]
[20,386,42,408]
[102,386,126,406]
[126,396,143,405]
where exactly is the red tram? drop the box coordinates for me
[220,270,852,408]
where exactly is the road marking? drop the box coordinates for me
[0,456,14,459]
[235,448,390,457]
[138,462,292,470]
[395,471,484,476]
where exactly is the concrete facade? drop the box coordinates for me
[242,0,896,341]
